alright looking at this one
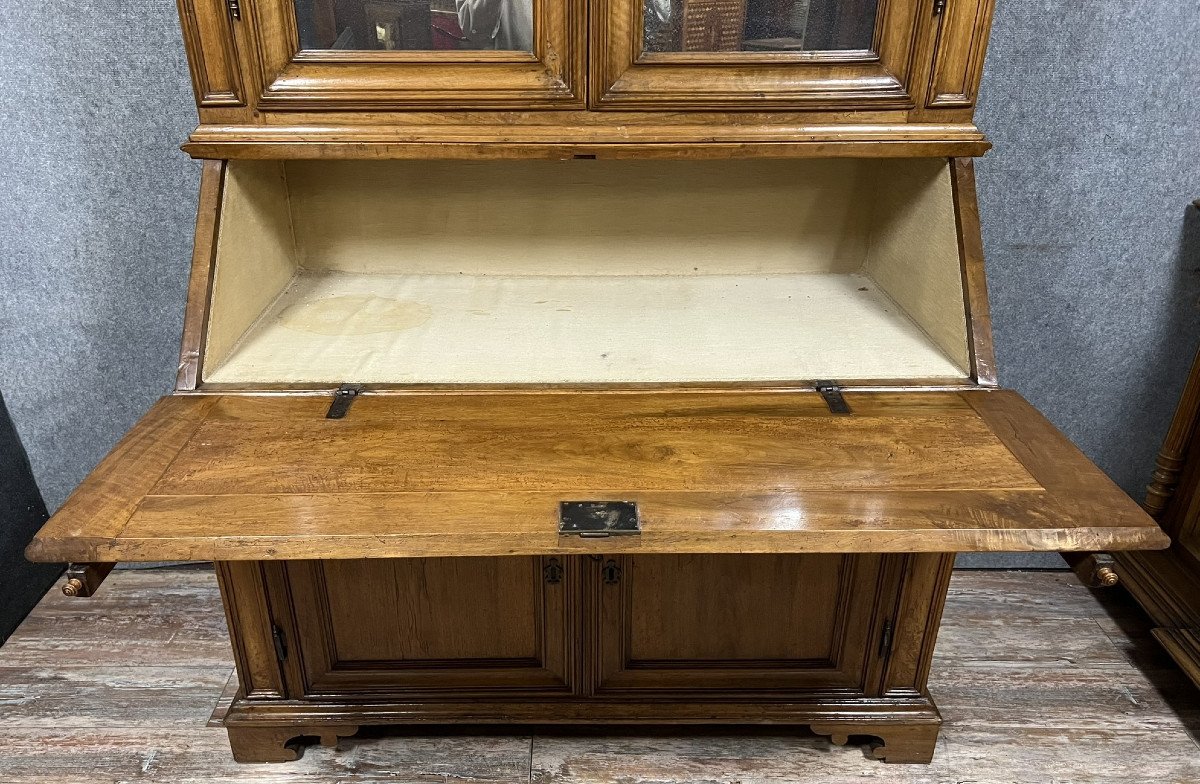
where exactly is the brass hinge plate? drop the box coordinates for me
[559,501,641,537]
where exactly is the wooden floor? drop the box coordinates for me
[1,568,1198,782]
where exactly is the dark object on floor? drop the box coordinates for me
[0,391,60,642]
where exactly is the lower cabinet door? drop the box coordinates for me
[593,554,891,696]
[285,557,576,698]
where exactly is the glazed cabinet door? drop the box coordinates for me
[217,0,583,109]
[283,557,577,697]
[592,554,892,695]
[590,0,993,112]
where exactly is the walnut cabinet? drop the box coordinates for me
[29,0,1167,767]
[1117,348,1200,689]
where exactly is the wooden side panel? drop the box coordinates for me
[176,160,225,391]
[594,554,888,694]
[926,0,995,108]
[950,157,998,385]
[284,557,576,696]
[177,0,246,106]
[203,160,298,375]
[864,158,970,371]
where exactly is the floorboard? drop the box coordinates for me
[1,568,1197,783]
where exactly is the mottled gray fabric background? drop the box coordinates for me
[1,2,1197,569]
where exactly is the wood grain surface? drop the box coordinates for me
[1,568,1196,782]
[26,389,1167,562]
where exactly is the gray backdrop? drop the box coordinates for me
[1,2,1198,569]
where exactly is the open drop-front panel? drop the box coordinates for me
[26,388,1166,564]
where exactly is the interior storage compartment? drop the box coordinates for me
[202,158,971,385]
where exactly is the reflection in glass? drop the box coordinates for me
[295,0,533,52]
[644,0,878,53]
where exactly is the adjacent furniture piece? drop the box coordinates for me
[28,0,1169,766]
[1117,348,1200,688]
[0,392,60,642]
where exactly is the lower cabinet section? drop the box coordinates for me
[216,553,955,764]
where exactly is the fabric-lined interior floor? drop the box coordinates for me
[1,568,1197,783]
[204,271,967,384]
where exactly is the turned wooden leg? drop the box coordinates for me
[810,721,940,764]
[226,724,359,763]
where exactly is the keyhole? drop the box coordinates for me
[602,559,622,585]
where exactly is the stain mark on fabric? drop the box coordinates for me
[278,295,433,335]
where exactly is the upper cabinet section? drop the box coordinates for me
[177,0,997,156]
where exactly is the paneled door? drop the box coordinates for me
[593,554,891,695]
[590,0,995,112]
[237,0,584,109]
[285,557,577,697]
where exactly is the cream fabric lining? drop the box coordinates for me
[202,158,972,384]
[204,271,966,384]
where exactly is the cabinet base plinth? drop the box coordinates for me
[810,721,940,763]
[221,696,941,764]
[226,723,359,763]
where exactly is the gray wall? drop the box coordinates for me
[1,3,1198,566]
[0,2,200,512]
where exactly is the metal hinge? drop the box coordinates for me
[878,619,894,658]
[226,0,242,20]
[814,380,851,415]
[271,623,289,662]
[933,0,947,16]
[326,384,364,419]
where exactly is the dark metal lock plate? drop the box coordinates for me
[559,501,641,537]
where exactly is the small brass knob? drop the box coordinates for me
[62,578,85,597]
[1095,567,1119,587]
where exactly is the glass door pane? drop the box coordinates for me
[294,0,534,52]
[644,0,879,53]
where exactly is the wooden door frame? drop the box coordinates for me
[277,557,579,698]
[245,0,585,110]
[590,0,926,109]
[589,553,897,696]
